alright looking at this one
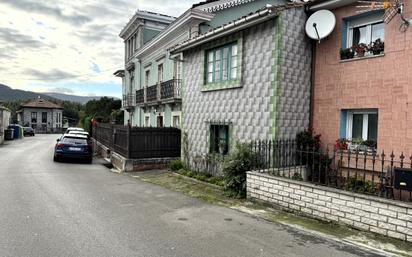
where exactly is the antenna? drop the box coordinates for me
[305,10,336,43]
[356,0,410,32]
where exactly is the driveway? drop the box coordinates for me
[0,134,387,257]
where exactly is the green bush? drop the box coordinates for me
[169,159,184,171]
[222,143,256,198]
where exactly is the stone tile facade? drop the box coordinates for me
[247,171,412,242]
[182,8,311,162]
[312,2,412,154]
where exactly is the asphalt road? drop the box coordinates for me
[0,134,387,257]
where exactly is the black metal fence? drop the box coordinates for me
[250,139,412,202]
[93,123,181,159]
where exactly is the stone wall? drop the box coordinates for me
[247,171,412,242]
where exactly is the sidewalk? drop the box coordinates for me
[127,170,412,257]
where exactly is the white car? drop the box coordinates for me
[65,127,84,134]
[68,131,90,138]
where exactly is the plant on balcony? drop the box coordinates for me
[352,43,369,57]
[369,38,384,55]
[340,47,355,60]
[334,138,349,151]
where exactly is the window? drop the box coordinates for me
[210,125,229,155]
[343,109,378,148]
[344,12,384,52]
[172,115,180,128]
[42,112,47,123]
[145,115,150,127]
[145,70,150,87]
[173,60,182,80]
[157,64,163,83]
[31,112,37,124]
[350,22,384,46]
[205,42,238,84]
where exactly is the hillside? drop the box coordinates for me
[43,92,101,104]
[0,84,51,102]
[0,84,106,104]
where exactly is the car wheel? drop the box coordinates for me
[53,156,59,162]
[86,157,93,164]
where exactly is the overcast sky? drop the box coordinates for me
[0,0,197,97]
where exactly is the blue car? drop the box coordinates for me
[54,135,93,163]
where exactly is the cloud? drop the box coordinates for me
[24,68,76,81]
[0,0,197,96]
[0,27,52,49]
[1,0,91,26]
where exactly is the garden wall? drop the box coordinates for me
[247,171,412,242]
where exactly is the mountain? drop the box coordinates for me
[0,84,110,104]
[0,84,52,102]
[43,92,102,104]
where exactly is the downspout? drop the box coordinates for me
[309,40,316,129]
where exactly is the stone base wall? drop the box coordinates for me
[247,171,412,242]
[93,138,177,172]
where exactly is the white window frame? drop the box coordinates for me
[346,110,378,141]
[144,113,150,127]
[171,111,181,128]
[346,13,384,48]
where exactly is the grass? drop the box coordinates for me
[130,170,412,257]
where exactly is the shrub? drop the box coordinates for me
[169,159,184,171]
[222,143,256,198]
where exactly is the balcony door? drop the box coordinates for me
[157,64,163,84]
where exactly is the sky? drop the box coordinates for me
[0,0,197,98]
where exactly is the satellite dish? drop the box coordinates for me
[305,10,336,42]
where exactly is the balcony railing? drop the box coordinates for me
[136,89,144,104]
[161,79,181,100]
[136,79,182,106]
[146,84,159,103]
[122,94,135,109]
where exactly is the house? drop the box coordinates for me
[169,1,312,163]
[17,97,63,133]
[309,0,412,154]
[0,104,11,143]
[118,10,176,126]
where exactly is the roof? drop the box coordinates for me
[170,2,303,53]
[119,10,176,39]
[21,97,63,109]
[192,0,257,12]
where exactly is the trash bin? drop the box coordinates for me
[4,129,14,140]
[8,124,22,139]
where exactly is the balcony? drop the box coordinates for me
[136,89,144,104]
[161,79,181,102]
[122,94,135,109]
[135,79,182,107]
[146,84,159,103]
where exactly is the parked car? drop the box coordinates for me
[54,134,93,163]
[68,131,90,139]
[23,127,35,136]
[65,127,84,134]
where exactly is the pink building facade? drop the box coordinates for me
[312,1,412,155]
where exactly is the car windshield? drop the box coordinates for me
[61,138,88,145]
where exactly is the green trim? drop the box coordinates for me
[200,34,243,92]
[270,16,283,140]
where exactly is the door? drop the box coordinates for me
[157,115,163,127]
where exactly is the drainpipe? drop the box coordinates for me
[309,40,316,130]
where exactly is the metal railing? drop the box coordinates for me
[161,79,182,100]
[136,89,144,104]
[122,94,135,108]
[250,139,412,202]
[146,84,158,103]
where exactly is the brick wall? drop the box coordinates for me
[247,171,412,242]
[312,2,412,154]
